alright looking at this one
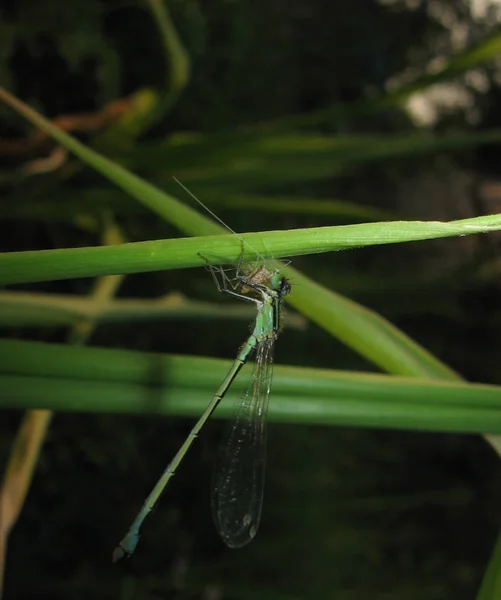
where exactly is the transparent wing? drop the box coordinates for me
[211,337,274,548]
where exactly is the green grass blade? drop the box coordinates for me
[1,340,501,434]
[194,193,399,222]
[4,87,501,230]
[0,86,497,391]
[137,130,501,192]
[265,30,501,131]
[0,87,219,238]
[144,0,190,118]
[476,529,501,600]
[4,372,501,434]
[282,268,459,380]
[0,290,278,328]
[2,217,501,286]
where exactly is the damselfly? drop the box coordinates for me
[113,209,290,560]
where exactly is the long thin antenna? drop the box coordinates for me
[173,176,238,235]
[172,176,270,267]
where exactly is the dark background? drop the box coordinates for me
[1,1,501,598]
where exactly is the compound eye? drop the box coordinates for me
[280,277,291,295]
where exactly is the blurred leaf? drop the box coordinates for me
[476,529,501,600]
[0,85,498,388]
[202,193,398,222]
[0,289,304,328]
[0,188,396,225]
[269,29,501,130]
[133,130,501,192]
[1,339,501,435]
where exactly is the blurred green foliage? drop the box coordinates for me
[2,1,501,599]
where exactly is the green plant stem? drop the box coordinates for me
[0,290,308,328]
[1,340,501,429]
[2,216,501,286]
